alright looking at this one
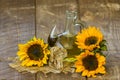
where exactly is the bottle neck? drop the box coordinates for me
[64,10,77,36]
[65,17,75,35]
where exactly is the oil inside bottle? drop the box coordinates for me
[59,34,81,58]
[59,33,75,49]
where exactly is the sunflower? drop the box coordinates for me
[17,37,50,67]
[75,50,106,77]
[76,26,103,51]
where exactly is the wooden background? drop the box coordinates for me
[0,0,120,80]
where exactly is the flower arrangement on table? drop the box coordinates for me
[75,26,107,77]
[9,26,107,78]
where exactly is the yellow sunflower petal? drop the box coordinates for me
[42,57,47,64]
[17,51,26,56]
[33,36,37,41]
[19,54,28,61]
[17,37,50,67]
[18,44,27,52]
[82,70,88,76]
[26,60,34,66]
[37,61,43,67]
[21,59,30,66]
[75,51,106,77]
[75,60,82,66]
[76,26,103,50]
[76,66,85,72]
[96,66,106,74]
[99,55,106,63]
[87,71,96,77]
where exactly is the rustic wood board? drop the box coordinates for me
[0,0,120,80]
[0,0,35,80]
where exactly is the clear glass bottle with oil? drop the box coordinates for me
[58,10,84,57]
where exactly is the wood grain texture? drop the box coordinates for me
[0,0,120,80]
[0,0,35,80]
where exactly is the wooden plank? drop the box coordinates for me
[37,72,85,80]
[0,0,35,80]
[0,0,119,79]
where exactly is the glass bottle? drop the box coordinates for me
[59,10,83,57]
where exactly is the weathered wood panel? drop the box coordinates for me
[0,0,120,80]
[0,0,35,80]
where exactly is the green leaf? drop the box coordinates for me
[63,58,77,62]
[93,48,100,53]
[94,48,100,52]
[100,45,107,51]
[100,40,107,46]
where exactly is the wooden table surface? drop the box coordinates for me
[0,0,120,80]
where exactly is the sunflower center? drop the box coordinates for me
[27,44,44,61]
[82,55,98,71]
[85,36,98,46]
